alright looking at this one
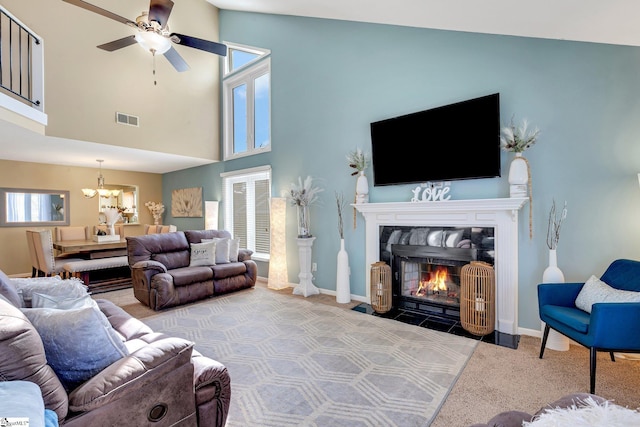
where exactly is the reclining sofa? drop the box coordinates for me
[127,230,257,310]
[0,272,231,426]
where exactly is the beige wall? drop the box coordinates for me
[4,0,221,160]
[0,160,162,275]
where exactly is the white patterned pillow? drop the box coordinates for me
[189,241,216,267]
[575,275,640,313]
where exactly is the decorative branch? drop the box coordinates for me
[546,199,568,250]
[335,191,346,239]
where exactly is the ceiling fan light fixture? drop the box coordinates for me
[135,31,171,55]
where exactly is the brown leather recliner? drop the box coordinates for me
[127,230,257,310]
[0,292,230,426]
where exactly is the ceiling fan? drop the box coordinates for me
[62,0,227,73]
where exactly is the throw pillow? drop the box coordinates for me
[203,238,231,264]
[189,241,216,267]
[575,275,640,313]
[228,238,240,262]
[11,277,88,308]
[0,269,22,308]
[21,301,129,391]
[0,381,46,427]
[0,296,68,420]
[31,292,94,310]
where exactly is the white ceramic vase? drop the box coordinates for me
[355,171,369,203]
[542,249,565,283]
[542,248,569,351]
[508,153,528,198]
[336,239,351,303]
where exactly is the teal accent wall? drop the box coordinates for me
[164,11,640,332]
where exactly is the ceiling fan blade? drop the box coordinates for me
[169,33,228,57]
[97,35,137,52]
[148,0,174,28]
[62,0,136,26]
[163,46,190,72]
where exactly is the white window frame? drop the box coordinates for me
[221,166,271,262]
[222,43,271,161]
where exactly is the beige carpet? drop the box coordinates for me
[97,285,640,426]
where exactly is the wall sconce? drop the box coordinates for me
[268,197,288,290]
[205,201,219,230]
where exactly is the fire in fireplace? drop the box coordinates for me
[381,226,495,322]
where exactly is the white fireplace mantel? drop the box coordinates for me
[353,198,528,335]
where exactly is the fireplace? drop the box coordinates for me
[384,226,495,322]
[353,198,528,335]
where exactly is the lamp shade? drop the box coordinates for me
[268,197,288,290]
[205,201,219,230]
[135,32,171,54]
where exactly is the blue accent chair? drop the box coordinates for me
[538,259,640,394]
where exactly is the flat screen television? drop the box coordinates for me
[370,93,501,186]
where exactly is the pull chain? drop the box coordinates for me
[151,49,158,86]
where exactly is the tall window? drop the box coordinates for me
[223,43,271,161]
[222,166,271,261]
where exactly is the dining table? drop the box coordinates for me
[53,237,127,259]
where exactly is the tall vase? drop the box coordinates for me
[542,249,565,283]
[542,248,569,351]
[355,171,369,204]
[108,224,116,236]
[297,205,311,238]
[336,239,351,303]
[508,153,528,198]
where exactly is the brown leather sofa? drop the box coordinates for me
[0,276,231,426]
[126,230,257,310]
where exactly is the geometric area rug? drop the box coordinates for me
[142,287,478,426]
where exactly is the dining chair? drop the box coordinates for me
[145,224,177,234]
[25,230,40,277]
[55,226,90,242]
[31,229,83,278]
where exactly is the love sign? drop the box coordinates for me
[410,185,451,202]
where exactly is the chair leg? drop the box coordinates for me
[539,323,550,359]
[610,352,616,362]
[590,347,597,394]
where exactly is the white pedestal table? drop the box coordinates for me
[292,237,319,297]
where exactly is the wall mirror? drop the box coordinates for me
[0,188,70,227]
[98,184,139,224]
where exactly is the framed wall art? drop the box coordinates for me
[171,187,203,217]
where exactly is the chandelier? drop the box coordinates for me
[82,159,120,199]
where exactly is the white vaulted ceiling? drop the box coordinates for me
[3,0,639,173]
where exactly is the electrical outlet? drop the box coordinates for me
[312,262,317,271]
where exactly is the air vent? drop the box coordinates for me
[115,112,139,127]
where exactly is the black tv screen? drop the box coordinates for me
[370,93,501,186]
